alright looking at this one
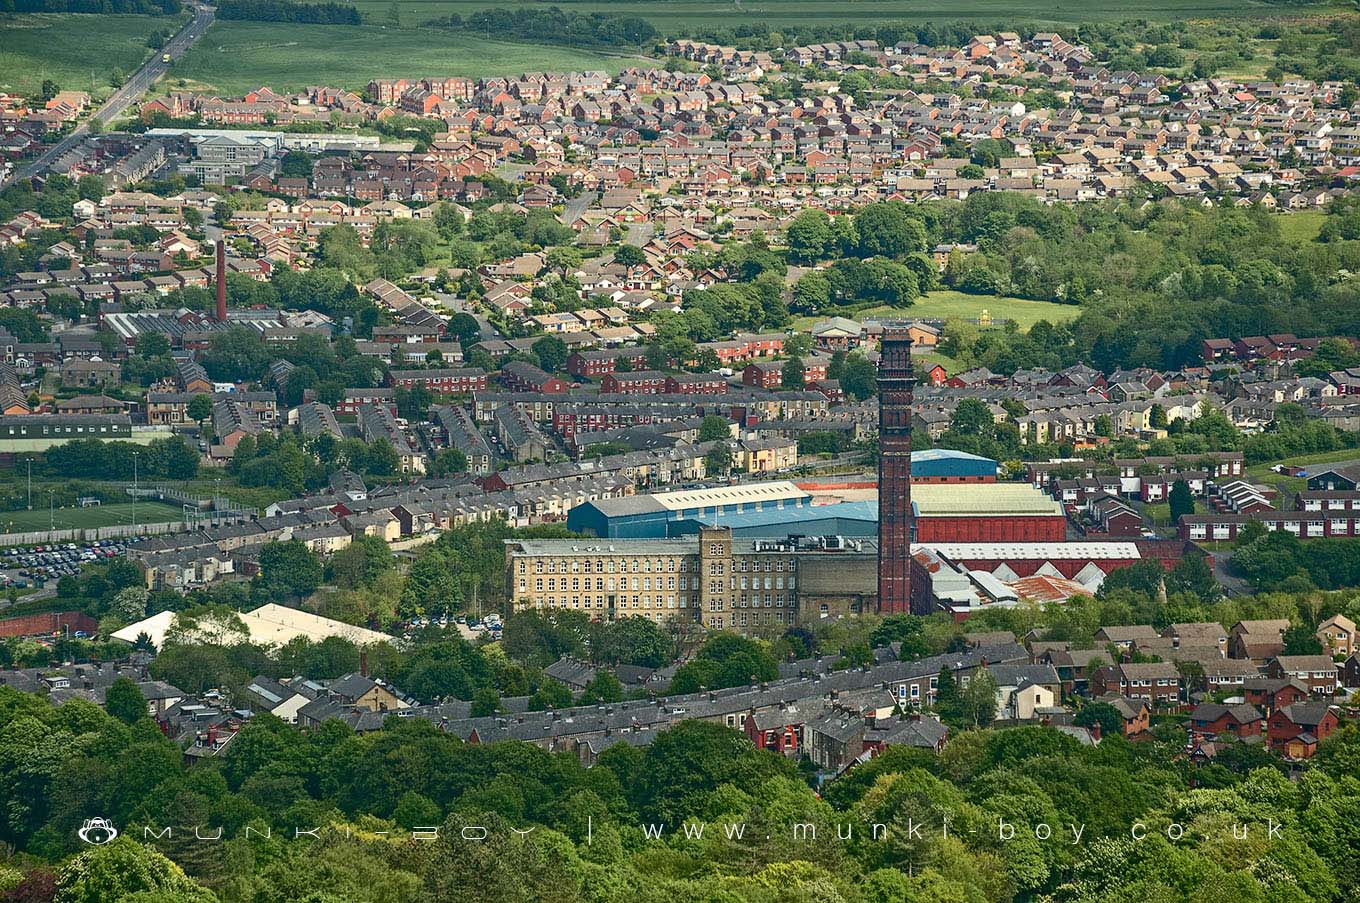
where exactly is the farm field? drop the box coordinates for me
[346,0,1342,31]
[0,14,177,103]
[793,290,1080,332]
[167,21,643,96]
[0,502,184,535]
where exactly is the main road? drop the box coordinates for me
[3,2,215,186]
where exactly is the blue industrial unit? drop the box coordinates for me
[909,449,998,481]
[567,481,813,538]
[667,500,879,538]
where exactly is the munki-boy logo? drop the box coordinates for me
[77,818,119,845]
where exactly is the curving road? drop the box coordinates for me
[3,3,215,186]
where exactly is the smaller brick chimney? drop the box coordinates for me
[214,239,227,322]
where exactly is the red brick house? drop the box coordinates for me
[566,348,648,378]
[500,361,569,394]
[742,361,783,389]
[742,707,802,756]
[1266,655,1340,695]
[1266,702,1339,758]
[1093,694,1150,737]
[600,370,667,395]
[1090,662,1181,707]
[387,367,487,394]
[1242,677,1309,714]
[664,373,728,395]
[1188,702,1263,740]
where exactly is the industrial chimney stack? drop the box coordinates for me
[876,328,915,614]
[214,239,227,323]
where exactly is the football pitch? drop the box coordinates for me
[0,502,185,535]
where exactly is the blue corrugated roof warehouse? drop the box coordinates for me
[667,500,880,538]
[910,448,998,480]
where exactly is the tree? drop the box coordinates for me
[853,202,925,258]
[950,398,994,437]
[448,313,481,348]
[323,535,393,590]
[54,838,215,903]
[627,720,794,826]
[161,603,249,648]
[363,438,400,477]
[697,414,731,442]
[186,393,213,425]
[531,335,568,373]
[256,540,323,601]
[1075,701,1123,738]
[395,384,432,421]
[470,687,501,717]
[278,149,312,179]
[1168,479,1194,524]
[612,244,645,267]
[780,356,805,389]
[669,633,778,694]
[393,791,442,830]
[793,270,831,312]
[961,669,998,727]
[933,667,963,722]
[785,209,833,262]
[136,332,171,359]
[429,447,468,478]
[104,677,147,725]
[577,671,623,705]
[1282,623,1324,656]
[591,616,672,667]
[705,443,733,477]
[108,585,149,624]
[840,353,877,401]
[529,678,573,711]
[1165,554,1220,601]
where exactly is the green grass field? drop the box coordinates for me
[0,502,184,534]
[1276,211,1327,244]
[794,290,1080,331]
[0,13,178,102]
[348,0,1344,31]
[1245,448,1360,499]
[167,21,642,95]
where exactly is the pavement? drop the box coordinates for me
[3,3,215,187]
[560,191,597,226]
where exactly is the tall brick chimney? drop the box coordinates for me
[877,328,915,614]
[214,239,227,323]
